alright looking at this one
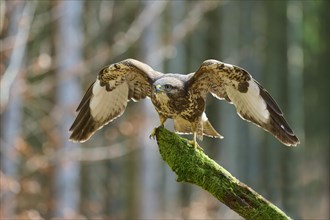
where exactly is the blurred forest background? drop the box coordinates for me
[0,0,329,219]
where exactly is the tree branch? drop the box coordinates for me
[155,126,291,220]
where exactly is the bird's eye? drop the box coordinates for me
[164,84,172,89]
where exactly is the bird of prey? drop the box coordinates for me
[69,59,299,148]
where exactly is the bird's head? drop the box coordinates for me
[153,77,185,97]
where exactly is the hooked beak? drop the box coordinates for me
[155,84,163,93]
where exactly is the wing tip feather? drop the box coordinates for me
[266,109,300,147]
[69,108,98,143]
[255,80,300,147]
[69,81,101,143]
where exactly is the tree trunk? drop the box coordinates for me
[284,1,304,218]
[53,0,83,217]
[0,1,34,218]
[263,1,288,208]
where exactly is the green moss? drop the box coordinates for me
[155,126,291,220]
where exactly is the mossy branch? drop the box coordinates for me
[155,126,291,220]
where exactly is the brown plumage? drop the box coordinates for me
[69,59,299,147]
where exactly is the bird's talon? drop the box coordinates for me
[187,140,203,151]
[149,128,157,139]
[196,144,204,152]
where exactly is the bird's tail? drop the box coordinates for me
[203,120,223,139]
[173,116,223,139]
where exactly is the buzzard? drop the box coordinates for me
[69,59,299,148]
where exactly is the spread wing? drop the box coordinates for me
[187,59,299,146]
[69,59,162,142]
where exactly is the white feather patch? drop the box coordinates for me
[202,112,208,122]
[226,80,270,123]
[90,79,128,122]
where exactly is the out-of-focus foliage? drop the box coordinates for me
[0,1,328,219]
